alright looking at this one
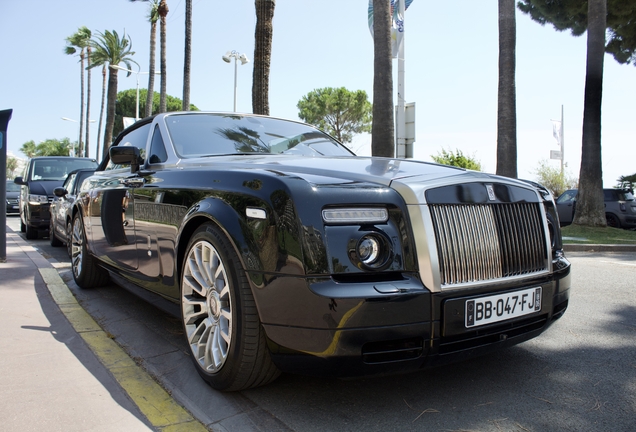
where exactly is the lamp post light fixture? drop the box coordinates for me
[222,50,249,112]
[111,65,160,120]
[62,117,96,157]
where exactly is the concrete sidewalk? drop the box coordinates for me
[0,227,205,432]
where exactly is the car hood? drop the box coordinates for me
[27,180,64,197]
[179,155,518,204]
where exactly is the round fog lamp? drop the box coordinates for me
[358,236,381,266]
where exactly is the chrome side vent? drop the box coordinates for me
[429,203,547,287]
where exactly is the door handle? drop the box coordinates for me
[121,177,145,188]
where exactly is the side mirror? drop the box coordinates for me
[109,146,142,173]
[14,176,26,186]
[53,187,68,198]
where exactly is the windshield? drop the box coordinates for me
[6,180,20,191]
[30,158,98,181]
[165,113,355,158]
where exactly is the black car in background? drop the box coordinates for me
[556,188,636,229]
[14,157,98,239]
[5,179,20,214]
[69,112,571,391]
[49,168,96,256]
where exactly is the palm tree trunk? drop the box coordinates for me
[85,46,92,157]
[103,67,119,160]
[573,0,606,227]
[182,0,192,111]
[496,0,517,178]
[252,0,275,115]
[159,0,168,113]
[146,20,157,117]
[78,50,86,157]
[97,65,107,162]
[371,0,394,157]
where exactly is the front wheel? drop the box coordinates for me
[50,218,63,247]
[71,212,109,288]
[181,223,280,391]
[606,213,621,229]
[66,221,73,258]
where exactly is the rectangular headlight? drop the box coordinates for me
[28,194,49,205]
[322,207,388,224]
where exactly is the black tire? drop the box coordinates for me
[20,218,26,233]
[66,221,73,258]
[50,218,63,247]
[71,212,109,288]
[25,223,38,240]
[605,213,621,228]
[181,223,280,391]
[606,213,621,229]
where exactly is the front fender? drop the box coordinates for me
[176,195,295,281]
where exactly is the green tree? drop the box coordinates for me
[113,89,199,137]
[20,140,36,158]
[6,156,19,178]
[21,138,76,157]
[431,148,482,171]
[253,0,275,115]
[533,160,578,197]
[371,0,394,157]
[605,9,636,65]
[518,0,636,64]
[297,87,372,144]
[89,30,137,160]
[518,0,607,227]
[131,0,160,118]
[64,26,92,157]
[617,172,636,189]
[496,0,517,178]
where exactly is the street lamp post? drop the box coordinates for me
[111,65,160,120]
[222,50,249,112]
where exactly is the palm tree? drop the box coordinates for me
[158,0,169,113]
[371,0,394,157]
[183,0,192,111]
[496,0,517,178]
[252,0,275,115]
[96,64,107,162]
[64,26,91,157]
[131,0,160,118]
[573,0,607,227]
[89,30,137,159]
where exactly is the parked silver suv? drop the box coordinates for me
[556,188,636,229]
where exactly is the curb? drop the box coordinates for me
[563,244,636,252]
[39,269,209,432]
[8,226,209,432]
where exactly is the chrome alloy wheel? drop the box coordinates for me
[71,216,84,278]
[182,240,233,373]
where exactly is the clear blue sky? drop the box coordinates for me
[1,0,634,187]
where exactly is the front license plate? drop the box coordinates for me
[465,287,541,328]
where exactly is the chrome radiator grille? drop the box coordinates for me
[429,203,547,287]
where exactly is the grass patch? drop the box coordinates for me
[561,224,636,244]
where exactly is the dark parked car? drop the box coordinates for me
[556,188,636,229]
[49,168,96,255]
[6,179,20,214]
[70,112,571,391]
[14,157,98,239]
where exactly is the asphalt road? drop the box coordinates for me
[6,214,636,432]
